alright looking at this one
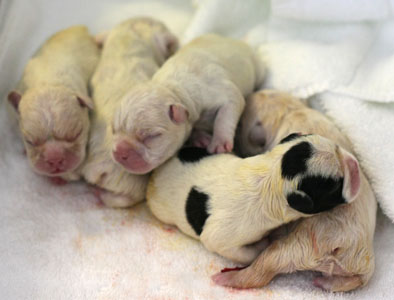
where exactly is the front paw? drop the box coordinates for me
[207,137,233,154]
[190,130,212,148]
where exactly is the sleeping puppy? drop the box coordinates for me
[147,134,361,264]
[81,17,178,207]
[7,26,99,181]
[111,34,265,175]
[213,90,377,292]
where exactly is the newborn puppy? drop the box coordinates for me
[81,17,178,207]
[112,34,265,175]
[147,134,361,264]
[7,26,99,180]
[213,90,377,292]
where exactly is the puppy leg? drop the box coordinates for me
[190,129,212,148]
[215,238,270,264]
[91,186,139,208]
[313,275,362,292]
[212,235,314,288]
[207,85,245,154]
[100,191,140,208]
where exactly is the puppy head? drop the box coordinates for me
[236,90,305,157]
[272,134,360,215]
[112,83,191,174]
[8,86,93,176]
[119,17,178,65]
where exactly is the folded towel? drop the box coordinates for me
[1,0,394,299]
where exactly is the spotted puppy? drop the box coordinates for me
[7,26,99,181]
[147,134,361,264]
[213,90,377,292]
[111,34,265,175]
[81,17,178,207]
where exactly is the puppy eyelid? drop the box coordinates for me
[142,132,162,144]
[64,129,82,143]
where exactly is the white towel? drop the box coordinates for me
[1,0,394,299]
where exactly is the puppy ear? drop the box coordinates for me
[248,122,266,147]
[169,104,188,124]
[76,94,94,110]
[279,132,302,144]
[154,31,179,60]
[286,190,314,214]
[7,91,22,112]
[94,30,110,48]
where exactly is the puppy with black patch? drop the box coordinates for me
[213,90,377,292]
[81,17,178,207]
[7,26,99,181]
[147,134,361,264]
[111,34,265,175]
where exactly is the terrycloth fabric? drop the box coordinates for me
[1,0,394,299]
[185,0,394,221]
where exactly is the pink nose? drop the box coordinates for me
[46,156,65,169]
[113,141,133,162]
[42,145,68,173]
[113,141,151,174]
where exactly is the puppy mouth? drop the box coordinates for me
[49,168,67,175]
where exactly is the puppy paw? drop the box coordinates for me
[207,138,233,154]
[191,130,212,148]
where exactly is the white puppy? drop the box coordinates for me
[81,17,178,207]
[111,34,265,175]
[213,90,377,292]
[147,134,361,264]
[7,26,99,181]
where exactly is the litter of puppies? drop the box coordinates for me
[7,17,377,293]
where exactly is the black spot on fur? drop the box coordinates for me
[287,192,314,214]
[178,147,212,163]
[281,142,313,179]
[279,133,301,144]
[288,175,345,214]
[185,187,210,235]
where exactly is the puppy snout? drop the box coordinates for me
[46,156,65,168]
[36,143,79,175]
[113,140,151,174]
[113,141,132,162]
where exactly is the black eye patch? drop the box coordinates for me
[281,141,313,180]
[185,187,210,235]
[279,133,302,144]
[288,175,345,214]
[178,147,212,163]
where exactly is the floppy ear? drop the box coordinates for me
[154,31,179,60]
[169,104,188,124]
[279,132,302,144]
[286,190,314,214]
[7,91,22,112]
[248,123,266,147]
[76,94,94,110]
[94,30,110,48]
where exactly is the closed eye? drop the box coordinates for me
[25,138,45,147]
[142,133,162,145]
[63,129,82,143]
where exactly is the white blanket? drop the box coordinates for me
[1,0,393,299]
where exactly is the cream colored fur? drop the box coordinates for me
[8,25,99,179]
[214,90,377,292]
[81,17,178,207]
[112,34,265,174]
[147,134,358,264]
